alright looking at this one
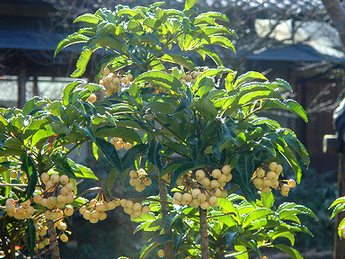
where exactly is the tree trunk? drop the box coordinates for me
[158,179,174,259]
[321,0,345,48]
[199,208,210,259]
[47,219,60,259]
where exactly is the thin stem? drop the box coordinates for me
[158,178,174,259]
[200,208,210,259]
[47,219,60,259]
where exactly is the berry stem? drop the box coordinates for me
[47,219,60,259]
[158,178,174,259]
[199,208,210,259]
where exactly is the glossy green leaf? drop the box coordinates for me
[184,0,197,11]
[70,48,94,77]
[74,13,101,24]
[21,153,38,199]
[54,32,89,57]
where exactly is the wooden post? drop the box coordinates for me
[33,76,39,96]
[17,62,26,108]
[323,134,345,259]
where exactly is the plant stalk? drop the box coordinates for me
[200,208,210,259]
[47,219,60,259]
[158,179,174,259]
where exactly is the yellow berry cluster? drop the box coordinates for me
[182,71,201,82]
[5,198,35,220]
[110,137,133,151]
[100,68,133,96]
[79,198,120,224]
[35,218,49,250]
[172,165,232,210]
[252,162,296,196]
[120,199,150,219]
[129,169,152,192]
[33,173,75,219]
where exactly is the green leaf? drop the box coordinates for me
[192,68,227,92]
[271,231,295,246]
[106,167,118,193]
[54,32,89,57]
[261,191,274,208]
[26,219,36,256]
[242,208,272,227]
[161,54,195,71]
[31,127,55,148]
[225,70,237,92]
[21,153,38,199]
[70,48,94,77]
[209,36,235,53]
[184,0,197,11]
[139,241,161,259]
[92,142,99,161]
[274,244,303,259]
[95,126,142,143]
[330,197,345,209]
[262,99,308,123]
[233,71,267,89]
[74,163,99,180]
[62,81,85,105]
[275,78,293,92]
[73,13,100,24]
[194,12,230,24]
[2,170,10,197]
[134,70,183,92]
[148,141,163,170]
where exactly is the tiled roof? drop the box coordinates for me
[224,0,326,19]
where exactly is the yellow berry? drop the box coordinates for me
[60,175,69,185]
[129,170,138,178]
[196,170,205,180]
[135,185,145,192]
[197,193,207,202]
[281,184,290,196]
[182,193,193,203]
[41,173,50,184]
[253,177,263,188]
[142,206,150,214]
[200,201,210,210]
[64,207,74,217]
[33,195,43,204]
[275,165,283,175]
[201,177,210,187]
[288,179,296,188]
[50,174,60,184]
[86,94,97,103]
[211,169,222,178]
[269,162,278,171]
[266,171,278,181]
[123,142,132,150]
[256,168,265,178]
[191,189,201,198]
[143,178,152,187]
[208,196,218,206]
[60,234,68,243]
[221,165,232,175]
[157,249,165,258]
